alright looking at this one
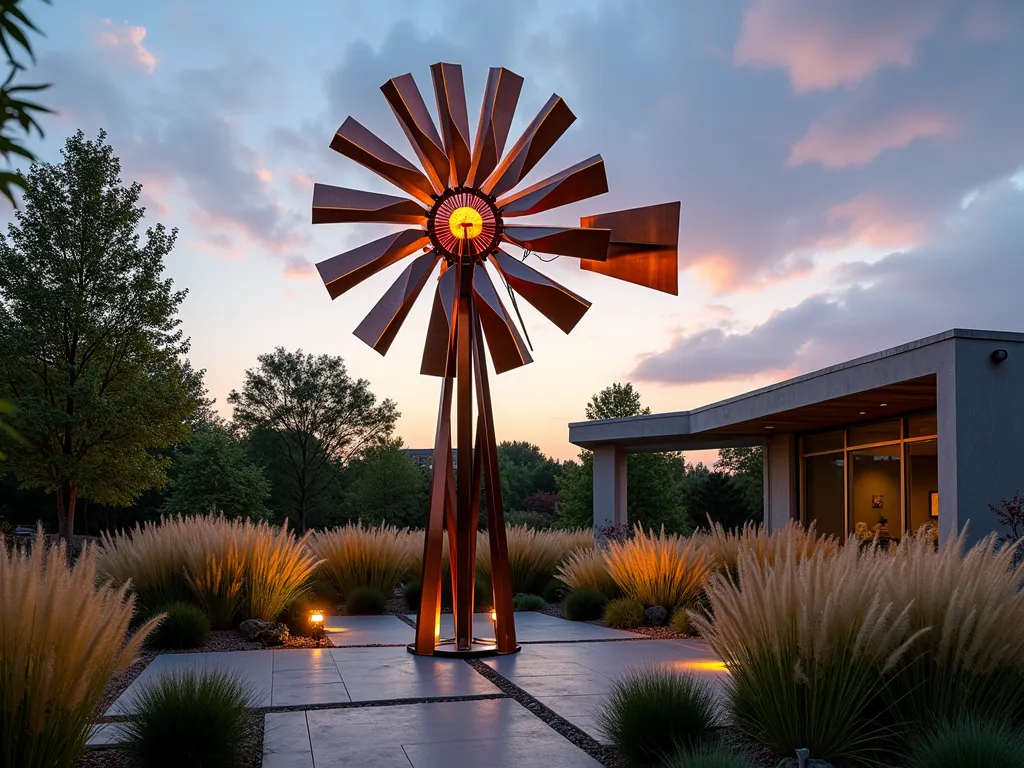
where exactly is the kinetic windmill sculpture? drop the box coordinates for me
[312,63,679,657]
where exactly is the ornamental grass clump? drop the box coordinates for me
[604,526,711,609]
[99,516,320,625]
[700,517,838,575]
[476,526,592,595]
[663,744,749,768]
[596,665,721,767]
[882,531,1024,728]
[119,668,256,768]
[555,546,620,597]
[603,597,646,629]
[147,602,211,649]
[1,535,159,768]
[309,522,419,599]
[905,715,1024,768]
[693,536,920,761]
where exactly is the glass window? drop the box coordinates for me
[849,446,902,541]
[848,420,901,447]
[906,439,938,537]
[804,453,845,540]
[907,413,937,438]
[802,431,844,455]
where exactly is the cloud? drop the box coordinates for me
[789,111,955,169]
[734,0,941,92]
[283,257,315,280]
[633,177,1024,384]
[94,19,158,74]
[825,194,923,249]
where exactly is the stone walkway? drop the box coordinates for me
[90,613,729,767]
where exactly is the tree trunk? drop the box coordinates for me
[56,480,78,555]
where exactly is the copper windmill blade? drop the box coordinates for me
[354,250,441,355]
[466,67,523,187]
[491,250,591,334]
[330,117,437,206]
[498,155,608,217]
[482,94,576,198]
[312,183,426,225]
[420,265,459,377]
[502,225,611,261]
[316,229,429,299]
[473,267,533,374]
[579,201,681,295]
[381,74,450,194]
[431,63,472,187]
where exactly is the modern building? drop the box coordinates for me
[568,329,1024,547]
[404,448,458,470]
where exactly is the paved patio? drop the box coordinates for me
[90,613,729,766]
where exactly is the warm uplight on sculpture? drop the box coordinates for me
[449,206,483,240]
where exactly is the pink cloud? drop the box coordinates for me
[256,168,273,184]
[188,236,243,261]
[688,251,813,294]
[94,19,158,74]
[788,112,954,169]
[734,0,940,92]
[283,257,315,281]
[826,194,923,249]
[289,169,314,195]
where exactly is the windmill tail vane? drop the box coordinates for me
[311,62,680,657]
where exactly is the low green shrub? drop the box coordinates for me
[906,716,1024,768]
[671,607,691,635]
[512,593,546,611]
[345,586,388,615]
[120,668,256,768]
[403,579,422,610]
[604,597,645,629]
[596,665,720,768]
[565,587,608,621]
[147,602,211,650]
[663,744,748,768]
[542,578,566,604]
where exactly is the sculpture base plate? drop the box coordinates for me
[407,637,521,658]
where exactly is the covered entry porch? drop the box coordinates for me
[568,329,1024,547]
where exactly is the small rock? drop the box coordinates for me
[238,619,272,641]
[778,759,835,768]
[256,623,290,646]
[644,605,669,626]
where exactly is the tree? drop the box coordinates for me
[556,382,690,533]
[714,445,764,523]
[228,348,399,532]
[0,131,202,546]
[685,465,750,530]
[344,438,428,528]
[162,424,271,519]
[0,0,53,205]
[496,440,561,513]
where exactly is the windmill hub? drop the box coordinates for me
[428,187,501,262]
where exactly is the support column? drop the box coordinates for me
[593,445,627,531]
[763,434,797,531]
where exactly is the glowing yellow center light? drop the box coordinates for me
[310,612,324,624]
[448,206,483,240]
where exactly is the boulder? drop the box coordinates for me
[257,623,290,646]
[644,605,669,625]
[238,618,272,641]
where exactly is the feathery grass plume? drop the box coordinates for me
[309,522,419,599]
[181,518,244,628]
[238,519,320,622]
[693,535,921,761]
[882,530,1024,728]
[597,665,721,767]
[604,525,711,608]
[700,517,838,574]
[119,668,257,768]
[476,526,591,595]
[98,516,193,612]
[555,546,620,597]
[1,532,160,768]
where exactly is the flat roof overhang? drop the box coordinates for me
[569,329,1024,453]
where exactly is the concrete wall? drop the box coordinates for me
[945,336,1024,546]
[764,433,798,530]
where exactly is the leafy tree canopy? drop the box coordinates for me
[343,437,428,528]
[0,130,202,543]
[162,424,271,520]
[228,348,398,532]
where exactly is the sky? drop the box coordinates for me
[13,0,1024,462]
